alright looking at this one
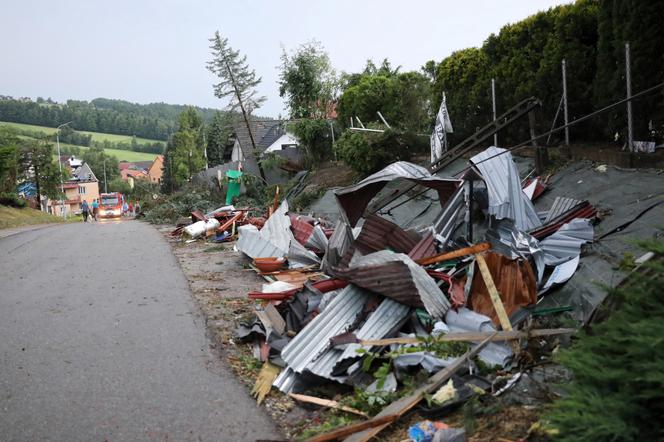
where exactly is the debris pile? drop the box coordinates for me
[182,147,604,439]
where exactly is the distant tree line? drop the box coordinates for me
[0,96,221,141]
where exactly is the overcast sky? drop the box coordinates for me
[2,0,570,117]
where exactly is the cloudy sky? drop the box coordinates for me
[2,0,570,117]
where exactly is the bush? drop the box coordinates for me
[334,128,426,176]
[544,239,664,441]
[0,192,27,208]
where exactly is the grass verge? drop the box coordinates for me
[0,205,65,229]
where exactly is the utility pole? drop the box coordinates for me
[55,121,72,219]
[562,59,570,146]
[625,42,634,152]
[491,78,498,146]
[103,158,108,193]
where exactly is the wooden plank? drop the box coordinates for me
[475,254,512,332]
[355,328,575,346]
[306,415,397,442]
[309,333,496,442]
[289,393,369,418]
[415,242,491,266]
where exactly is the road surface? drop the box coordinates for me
[0,220,280,441]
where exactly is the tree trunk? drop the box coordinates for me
[33,151,42,212]
[224,62,267,183]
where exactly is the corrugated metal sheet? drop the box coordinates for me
[470,147,541,231]
[306,298,410,382]
[280,285,370,374]
[236,201,294,259]
[336,298,410,366]
[321,219,353,273]
[273,367,297,393]
[529,201,597,239]
[334,161,461,226]
[332,250,450,318]
[306,225,329,251]
[236,225,287,258]
[485,218,545,283]
[288,240,321,268]
[408,230,437,260]
[261,200,293,252]
[355,214,421,255]
[432,184,466,248]
[543,197,582,224]
[541,218,593,265]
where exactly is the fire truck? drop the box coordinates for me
[98,192,124,219]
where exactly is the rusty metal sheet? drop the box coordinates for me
[468,251,537,326]
[408,230,437,261]
[331,250,450,318]
[355,214,421,255]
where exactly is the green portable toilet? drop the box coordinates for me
[225,169,243,205]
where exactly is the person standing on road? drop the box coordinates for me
[81,200,90,222]
[91,199,99,221]
[135,201,141,216]
[128,202,134,217]
[122,201,129,217]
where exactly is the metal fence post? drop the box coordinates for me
[491,78,498,146]
[562,59,570,146]
[626,42,633,152]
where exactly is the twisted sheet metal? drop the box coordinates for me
[306,297,410,382]
[540,218,594,265]
[543,197,582,224]
[333,250,450,318]
[334,161,461,227]
[280,285,370,374]
[470,147,541,231]
[355,214,421,255]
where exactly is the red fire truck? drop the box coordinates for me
[98,192,124,219]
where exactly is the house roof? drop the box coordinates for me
[119,162,134,171]
[71,163,97,182]
[133,161,153,170]
[233,118,286,154]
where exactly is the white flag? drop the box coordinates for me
[430,93,454,163]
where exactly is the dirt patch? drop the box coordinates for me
[307,161,357,188]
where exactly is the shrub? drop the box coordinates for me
[0,192,27,208]
[334,128,425,176]
[544,239,664,441]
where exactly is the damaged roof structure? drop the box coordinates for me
[175,131,662,439]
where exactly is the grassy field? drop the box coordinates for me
[14,134,159,162]
[0,121,164,146]
[0,205,65,229]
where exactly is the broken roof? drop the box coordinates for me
[334,161,461,227]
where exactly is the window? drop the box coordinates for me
[78,186,86,194]
[281,143,297,150]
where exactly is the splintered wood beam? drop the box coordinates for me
[415,242,491,266]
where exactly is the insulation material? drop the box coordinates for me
[468,252,537,326]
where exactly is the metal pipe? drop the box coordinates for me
[625,42,633,151]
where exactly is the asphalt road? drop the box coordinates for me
[0,220,280,442]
